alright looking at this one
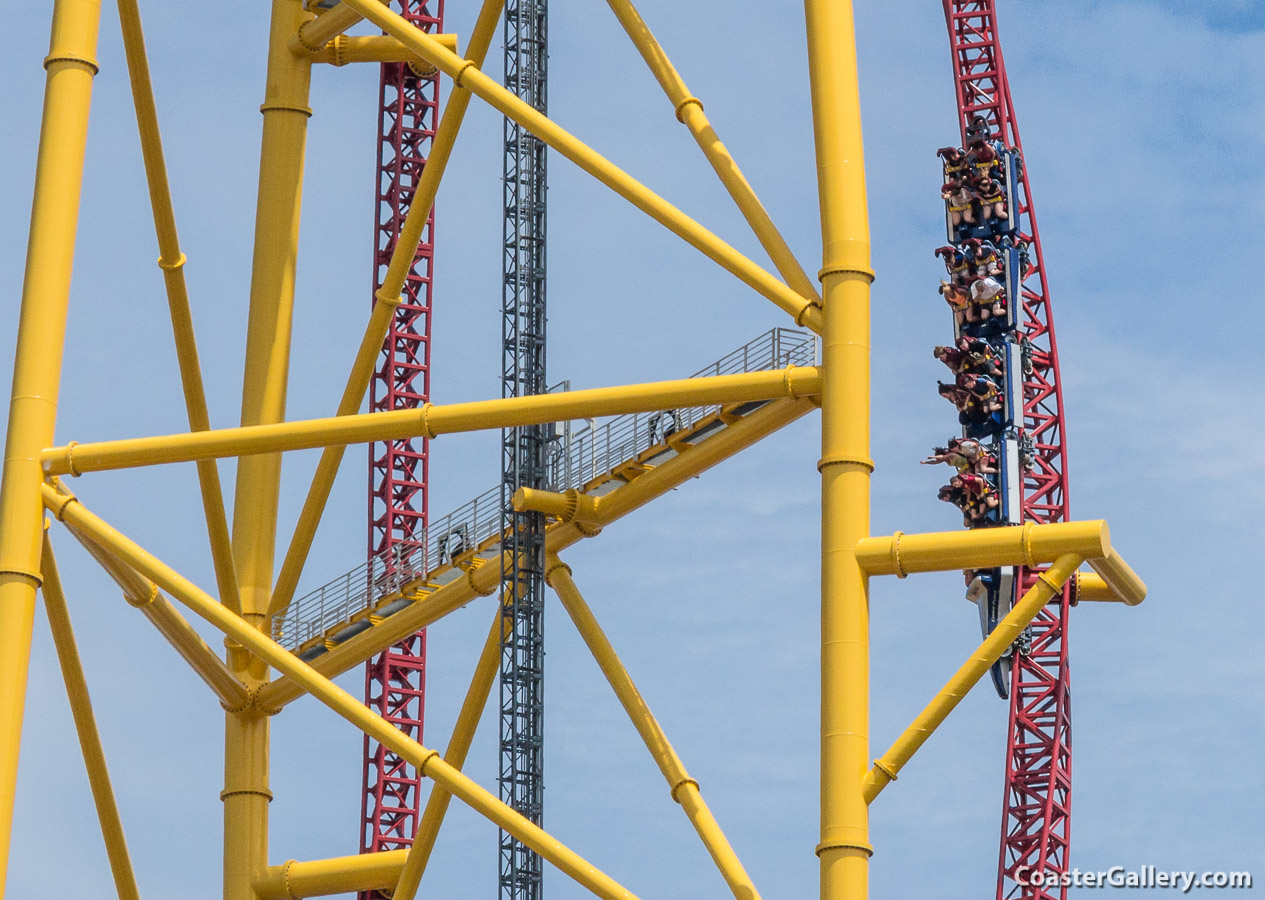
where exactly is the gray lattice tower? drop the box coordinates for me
[499,0,548,897]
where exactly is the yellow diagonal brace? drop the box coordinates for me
[546,555,761,900]
[44,487,640,900]
[337,0,824,333]
[293,0,373,52]
[862,553,1082,804]
[268,0,503,618]
[303,33,459,67]
[604,0,819,306]
[39,533,142,900]
[47,492,249,710]
[116,0,241,615]
[44,366,822,475]
[392,609,505,900]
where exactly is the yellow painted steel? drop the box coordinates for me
[336,0,824,333]
[855,521,1112,578]
[0,0,102,886]
[115,0,241,617]
[43,367,822,475]
[1086,549,1147,607]
[804,2,875,899]
[546,555,761,900]
[1074,571,1140,604]
[267,0,502,618]
[513,487,600,525]
[305,33,459,67]
[223,1,315,897]
[257,397,815,710]
[392,610,506,900]
[44,490,641,900]
[255,850,407,899]
[863,554,1082,804]
[603,0,820,308]
[39,534,142,900]
[293,0,371,51]
[49,497,249,710]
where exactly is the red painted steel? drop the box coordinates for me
[361,2,443,894]
[941,4,1074,899]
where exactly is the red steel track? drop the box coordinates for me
[941,4,1074,898]
[361,2,443,895]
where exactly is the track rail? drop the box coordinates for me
[941,4,1073,899]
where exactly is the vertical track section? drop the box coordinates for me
[941,4,1074,899]
[500,0,549,897]
[360,2,443,895]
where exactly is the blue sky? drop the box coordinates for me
[0,1,1261,898]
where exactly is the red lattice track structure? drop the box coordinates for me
[360,2,443,895]
[941,3,1073,899]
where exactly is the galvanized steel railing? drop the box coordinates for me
[273,328,817,650]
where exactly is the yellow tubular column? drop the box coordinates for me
[392,610,506,900]
[39,534,141,900]
[0,0,102,887]
[44,490,640,900]
[545,555,761,900]
[804,2,874,899]
[225,0,313,896]
[335,0,823,332]
[862,554,1082,802]
[603,0,819,308]
[268,0,502,617]
[114,0,241,615]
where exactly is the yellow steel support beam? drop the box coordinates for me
[545,555,761,900]
[512,487,601,525]
[304,33,459,67]
[804,2,875,899]
[293,0,373,51]
[1085,548,1147,607]
[44,489,641,900]
[603,0,820,307]
[855,521,1112,578]
[392,609,505,900]
[256,850,407,900]
[44,367,822,475]
[256,396,815,710]
[39,533,142,900]
[225,0,315,896]
[1074,570,1141,604]
[336,0,824,333]
[0,0,102,886]
[855,523,1146,607]
[862,554,1082,804]
[47,493,250,710]
[267,0,503,618]
[115,0,241,617]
